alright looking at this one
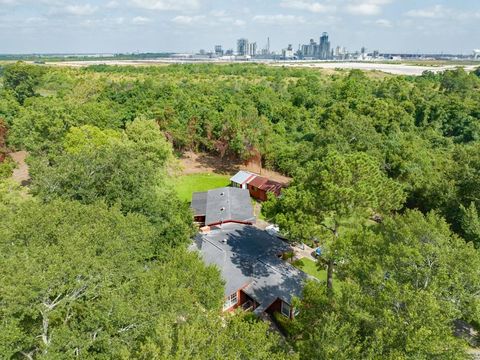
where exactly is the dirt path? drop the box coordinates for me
[179,151,291,184]
[10,151,30,186]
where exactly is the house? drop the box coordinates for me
[190,223,311,319]
[191,187,255,227]
[230,171,285,202]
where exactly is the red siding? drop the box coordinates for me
[247,184,268,202]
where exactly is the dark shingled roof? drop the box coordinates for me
[191,187,255,226]
[190,224,311,307]
[191,191,207,216]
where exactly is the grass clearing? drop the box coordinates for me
[293,257,341,292]
[175,173,230,202]
[293,258,327,281]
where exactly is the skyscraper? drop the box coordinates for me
[319,32,331,60]
[237,38,249,56]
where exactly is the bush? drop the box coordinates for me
[273,311,298,338]
[0,158,15,179]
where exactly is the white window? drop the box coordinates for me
[281,301,291,317]
[223,292,238,310]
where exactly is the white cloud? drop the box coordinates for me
[64,4,98,16]
[105,1,120,8]
[406,5,446,19]
[253,14,305,25]
[280,0,335,13]
[210,9,226,17]
[375,18,392,27]
[233,19,245,26]
[346,0,392,16]
[131,0,200,11]
[132,16,151,24]
[171,15,205,25]
[405,5,480,21]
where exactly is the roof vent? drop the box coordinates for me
[220,192,225,196]
[222,238,228,243]
[220,207,225,212]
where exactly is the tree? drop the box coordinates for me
[263,152,405,291]
[30,121,194,248]
[3,62,44,104]
[459,202,480,248]
[0,198,292,359]
[474,66,480,78]
[294,210,480,359]
[0,118,7,163]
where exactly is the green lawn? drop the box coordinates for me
[293,257,341,292]
[293,258,328,281]
[175,173,231,202]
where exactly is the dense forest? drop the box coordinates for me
[1,62,480,359]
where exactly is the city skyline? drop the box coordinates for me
[0,0,479,54]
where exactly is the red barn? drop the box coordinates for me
[231,171,285,202]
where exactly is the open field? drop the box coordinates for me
[39,59,479,76]
[174,173,230,202]
[274,61,479,76]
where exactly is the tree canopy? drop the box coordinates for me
[1,62,480,359]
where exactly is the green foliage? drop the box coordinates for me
[3,62,45,104]
[0,198,290,359]
[264,151,405,249]
[0,158,15,179]
[264,151,405,291]
[459,202,480,248]
[295,210,480,359]
[30,120,193,248]
[272,312,298,338]
[3,63,480,358]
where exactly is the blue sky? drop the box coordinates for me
[0,0,478,54]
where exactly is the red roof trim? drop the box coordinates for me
[242,174,257,185]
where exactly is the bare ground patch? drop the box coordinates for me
[178,151,291,184]
[10,151,31,186]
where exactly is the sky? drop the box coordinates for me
[0,0,479,54]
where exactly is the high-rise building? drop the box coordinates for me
[215,45,224,56]
[319,32,331,60]
[248,42,257,57]
[298,34,332,59]
[237,38,249,56]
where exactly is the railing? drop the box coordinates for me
[242,300,254,311]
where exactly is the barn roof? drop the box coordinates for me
[248,176,268,188]
[260,180,284,196]
[230,171,256,185]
